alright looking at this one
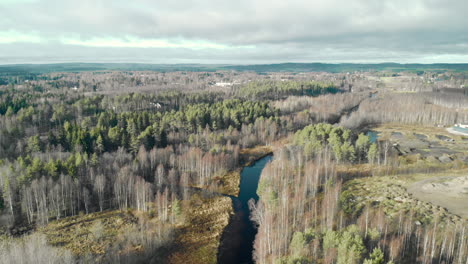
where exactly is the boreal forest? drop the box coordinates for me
[0,65,467,264]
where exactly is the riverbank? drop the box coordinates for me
[217,145,273,197]
[39,209,173,262]
[168,145,273,263]
[23,145,275,263]
[218,155,273,264]
[168,193,233,264]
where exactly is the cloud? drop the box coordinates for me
[0,0,467,63]
[0,30,42,43]
[59,36,243,49]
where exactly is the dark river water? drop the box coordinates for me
[217,155,272,264]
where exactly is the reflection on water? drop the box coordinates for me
[217,155,272,264]
[367,130,379,143]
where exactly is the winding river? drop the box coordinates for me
[218,155,272,264]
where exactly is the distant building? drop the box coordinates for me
[150,102,162,109]
[215,82,232,87]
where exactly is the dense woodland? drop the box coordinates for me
[252,124,466,264]
[0,69,467,263]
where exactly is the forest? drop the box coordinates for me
[0,68,467,264]
[2,63,468,75]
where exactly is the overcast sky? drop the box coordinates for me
[0,0,467,64]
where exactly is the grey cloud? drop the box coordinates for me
[0,41,465,64]
[0,0,467,63]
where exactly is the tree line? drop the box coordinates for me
[238,80,340,100]
[252,125,467,264]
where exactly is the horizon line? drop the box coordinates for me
[1,61,468,66]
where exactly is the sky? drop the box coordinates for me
[0,0,467,64]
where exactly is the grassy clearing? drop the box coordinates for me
[38,194,233,263]
[372,124,468,166]
[214,145,274,197]
[240,145,273,166]
[375,123,467,145]
[396,168,468,186]
[168,193,232,264]
[38,190,233,263]
[215,169,242,196]
[167,145,274,263]
[340,123,468,228]
[39,208,174,262]
[41,210,138,256]
[341,168,468,226]
[25,145,274,262]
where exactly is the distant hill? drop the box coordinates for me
[225,63,468,73]
[1,62,468,75]
[0,63,223,75]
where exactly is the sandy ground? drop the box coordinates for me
[407,175,468,218]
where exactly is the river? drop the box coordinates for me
[217,155,273,264]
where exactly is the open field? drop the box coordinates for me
[40,209,172,262]
[407,175,468,218]
[168,194,232,264]
[342,124,468,226]
[37,190,233,264]
[1,65,466,263]
[372,124,468,164]
[1,145,276,263]
[168,145,274,263]
[342,168,468,225]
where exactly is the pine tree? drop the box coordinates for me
[363,248,385,264]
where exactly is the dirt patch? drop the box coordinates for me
[407,176,468,218]
[341,168,468,225]
[373,124,467,163]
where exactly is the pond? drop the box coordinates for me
[367,130,379,143]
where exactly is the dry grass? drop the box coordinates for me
[215,169,242,196]
[40,210,139,256]
[30,144,275,263]
[214,145,274,196]
[375,123,467,143]
[240,145,273,166]
[341,168,468,225]
[168,145,274,263]
[340,123,468,226]
[38,194,232,263]
[168,194,233,264]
